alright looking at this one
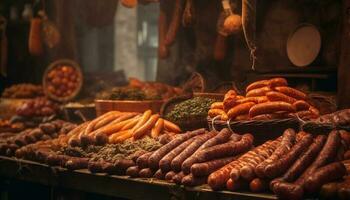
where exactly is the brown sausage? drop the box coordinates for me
[136,152,153,168]
[139,168,154,178]
[164,0,182,46]
[126,166,140,177]
[295,130,341,186]
[148,128,205,169]
[266,91,297,104]
[249,101,295,118]
[183,134,253,174]
[226,178,249,191]
[171,132,216,172]
[181,174,207,186]
[270,135,327,191]
[273,182,304,200]
[159,137,196,172]
[255,129,296,178]
[304,162,346,194]
[274,86,307,100]
[191,156,235,176]
[153,169,165,180]
[172,171,185,184]
[65,157,90,170]
[264,134,313,179]
[165,171,176,181]
[249,178,269,192]
[158,5,169,59]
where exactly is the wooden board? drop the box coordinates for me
[0,156,277,200]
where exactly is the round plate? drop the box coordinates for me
[43,59,83,102]
[287,24,321,67]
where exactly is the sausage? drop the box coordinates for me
[295,130,341,186]
[249,101,295,118]
[274,86,307,100]
[255,129,296,178]
[320,182,341,199]
[153,169,165,180]
[158,4,169,59]
[158,133,175,145]
[246,86,271,97]
[210,102,224,110]
[28,18,43,56]
[182,0,194,27]
[133,114,159,139]
[235,114,249,121]
[273,182,304,200]
[208,109,226,118]
[249,178,269,192]
[171,132,216,172]
[159,137,196,172]
[65,157,90,170]
[304,162,346,194]
[200,128,233,149]
[270,135,327,191]
[226,178,249,191]
[164,0,182,46]
[183,134,253,174]
[181,174,207,186]
[148,128,205,169]
[236,96,268,104]
[151,118,164,138]
[138,168,154,178]
[266,91,297,104]
[172,171,185,184]
[213,32,228,61]
[264,134,313,179]
[227,102,256,119]
[165,171,176,181]
[269,78,288,87]
[293,100,310,111]
[191,156,235,176]
[131,110,152,133]
[246,80,269,93]
[114,159,136,175]
[238,140,280,181]
[136,152,153,168]
[223,92,238,111]
[126,166,140,177]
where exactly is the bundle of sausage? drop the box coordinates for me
[68,110,181,147]
[126,128,253,187]
[208,78,320,121]
[208,128,347,200]
[0,120,76,156]
[313,109,350,127]
[320,159,350,200]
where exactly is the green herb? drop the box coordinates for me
[166,97,215,122]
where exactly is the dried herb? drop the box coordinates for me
[166,97,215,122]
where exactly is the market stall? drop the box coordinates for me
[1,0,350,200]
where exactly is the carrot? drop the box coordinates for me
[133,114,160,139]
[151,118,164,138]
[164,120,181,133]
[132,110,152,132]
[121,115,141,130]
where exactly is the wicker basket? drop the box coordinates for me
[43,59,83,102]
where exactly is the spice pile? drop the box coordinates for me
[166,97,215,122]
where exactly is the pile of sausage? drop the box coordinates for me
[0,120,76,156]
[125,128,253,186]
[208,77,320,121]
[320,159,350,199]
[67,110,181,147]
[208,128,347,200]
[314,109,350,127]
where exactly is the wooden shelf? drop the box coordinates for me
[0,156,277,200]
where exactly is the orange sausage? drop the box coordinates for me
[266,91,297,104]
[211,102,224,110]
[236,96,268,104]
[249,101,295,118]
[246,80,269,93]
[133,114,160,139]
[274,86,307,100]
[246,86,272,97]
[293,100,310,111]
[164,120,181,133]
[208,109,226,118]
[151,118,164,138]
[227,102,256,119]
[269,78,288,87]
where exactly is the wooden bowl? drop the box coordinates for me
[63,103,96,123]
[95,99,164,116]
[43,59,83,102]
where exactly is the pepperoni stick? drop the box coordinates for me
[164,0,182,46]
